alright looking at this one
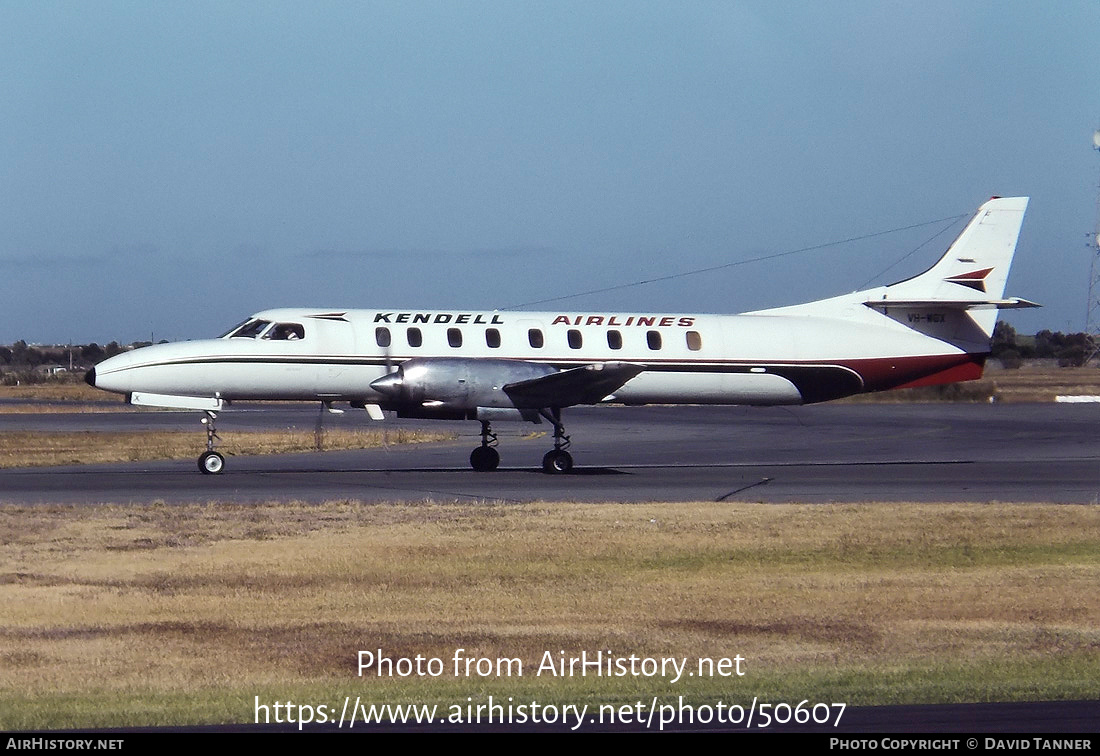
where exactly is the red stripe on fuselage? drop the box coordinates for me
[837,353,986,393]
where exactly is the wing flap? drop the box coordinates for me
[504,362,645,407]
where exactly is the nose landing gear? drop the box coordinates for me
[197,411,225,475]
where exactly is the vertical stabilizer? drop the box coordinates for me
[872,196,1031,338]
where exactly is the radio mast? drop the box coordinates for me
[1084,128,1100,360]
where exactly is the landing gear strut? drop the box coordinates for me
[470,420,500,471]
[540,408,572,474]
[197,410,225,475]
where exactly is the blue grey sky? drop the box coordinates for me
[2,1,1097,344]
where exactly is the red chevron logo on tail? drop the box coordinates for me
[944,267,993,292]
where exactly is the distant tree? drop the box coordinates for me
[990,322,1017,357]
[1056,332,1092,367]
[997,348,1023,369]
[0,346,10,365]
[38,346,64,365]
[1033,330,1055,358]
[105,341,123,358]
[11,340,28,365]
[1025,330,1092,366]
[81,343,106,363]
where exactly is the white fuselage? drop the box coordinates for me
[90,302,984,410]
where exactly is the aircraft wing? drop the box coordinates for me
[503,362,646,407]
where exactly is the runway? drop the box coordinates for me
[2,402,1098,504]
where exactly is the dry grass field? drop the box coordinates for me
[1,500,1097,729]
[0,382,119,404]
[984,364,1100,402]
[0,429,455,469]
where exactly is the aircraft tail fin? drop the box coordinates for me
[867,196,1031,338]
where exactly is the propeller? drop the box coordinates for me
[369,339,403,400]
[357,340,393,421]
[370,340,396,449]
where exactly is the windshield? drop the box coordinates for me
[223,319,271,339]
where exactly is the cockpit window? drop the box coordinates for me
[225,319,271,339]
[264,323,305,341]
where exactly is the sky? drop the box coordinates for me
[1,1,1098,344]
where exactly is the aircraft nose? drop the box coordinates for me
[86,351,136,395]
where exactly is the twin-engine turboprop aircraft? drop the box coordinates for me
[87,197,1035,474]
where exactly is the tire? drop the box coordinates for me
[470,446,500,472]
[198,451,225,475]
[542,449,573,474]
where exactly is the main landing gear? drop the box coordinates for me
[466,409,574,474]
[470,420,500,472]
[197,411,225,475]
[540,408,572,474]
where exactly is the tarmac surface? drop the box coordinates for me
[1,401,1098,504]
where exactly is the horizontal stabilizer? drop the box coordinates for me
[864,297,1041,311]
[504,362,645,407]
[130,392,225,411]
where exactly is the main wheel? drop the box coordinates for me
[198,451,225,475]
[542,449,573,474]
[470,446,500,472]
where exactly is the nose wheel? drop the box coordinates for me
[199,450,225,475]
[197,411,225,475]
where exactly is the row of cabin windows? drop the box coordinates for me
[375,326,703,351]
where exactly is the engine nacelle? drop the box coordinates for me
[370,357,556,411]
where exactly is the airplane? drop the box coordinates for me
[86,196,1035,475]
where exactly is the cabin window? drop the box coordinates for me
[486,328,501,348]
[567,329,583,349]
[528,329,544,348]
[646,330,662,350]
[686,331,702,351]
[375,327,391,348]
[447,328,462,348]
[407,327,422,347]
[607,330,622,350]
[264,323,305,341]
